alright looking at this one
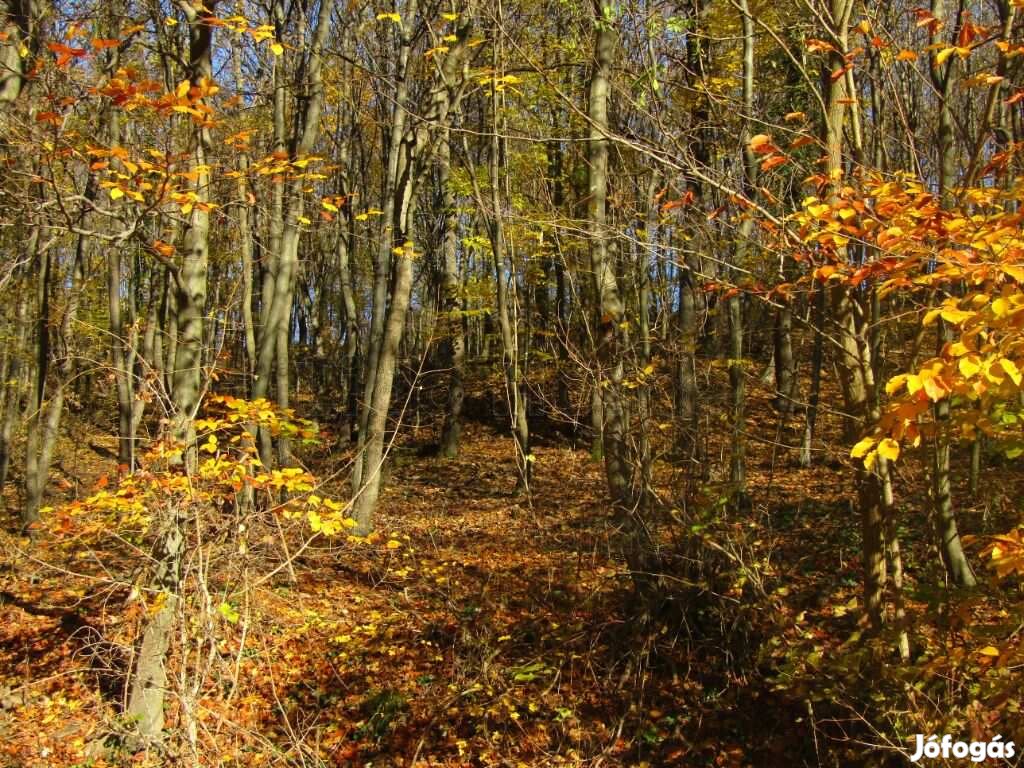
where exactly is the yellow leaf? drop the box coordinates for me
[978,645,1000,657]
[851,436,876,459]
[218,602,240,623]
[386,539,401,550]
[948,341,969,357]
[877,438,900,462]
[322,200,338,213]
[922,375,946,401]
[959,356,981,379]
[109,187,124,200]
[307,509,322,532]
[749,134,772,152]
[165,16,178,26]
[297,216,311,225]
[1003,264,1024,283]
[1000,358,1022,386]
[936,47,957,65]
[940,307,972,324]
[176,79,190,99]
[376,12,401,23]
[270,42,283,56]
[885,374,907,395]
[441,12,458,20]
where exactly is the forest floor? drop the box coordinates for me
[0,377,1021,767]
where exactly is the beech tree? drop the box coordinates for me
[5,0,1024,759]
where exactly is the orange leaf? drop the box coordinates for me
[749,134,773,153]
[805,38,836,54]
[830,64,852,82]
[153,240,176,257]
[760,155,788,171]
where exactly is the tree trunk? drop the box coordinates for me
[480,53,530,491]
[0,0,33,105]
[727,0,758,507]
[821,0,886,631]
[677,247,699,460]
[438,131,465,458]
[928,0,976,589]
[587,0,653,592]
[353,196,417,533]
[126,0,216,744]
[0,283,28,491]
[251,0,335,467]
[353,0,414,490]
[351,4,474,532]
[773,300,795,415]
[800,285,824,468]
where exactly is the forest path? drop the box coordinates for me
[0,416,947,767]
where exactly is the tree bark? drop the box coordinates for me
[351,3,475,532]
[126,0,216,744]
[438,130,466,458]
[928,0,976,589]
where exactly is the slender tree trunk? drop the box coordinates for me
[928,0,976,588]
[0,0,32,105]
[22,225,64,531]
[822,0,886,631]
[726,0,759,506]
[232,16,257,386]
[969,435,981,496]
[351,4,474,532]
[438,131,465,458]
[352,0,414,490]
[637,172,658,503]
[800,285,824,468]
[587,0,654,593]
[481,53,530,491]
[773,300,795,415]
[251,0,335,468]
[126,0,216,744]
[353,195,417,533]
[0,283,28,491]
[677,246,699,459]
[546,139,572,419]
[337,215,360,442]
